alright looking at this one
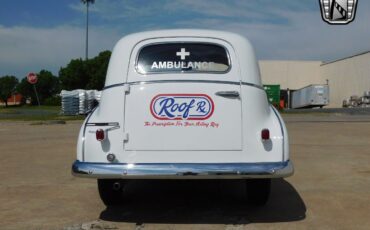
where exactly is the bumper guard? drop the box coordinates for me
[72,160,294,179]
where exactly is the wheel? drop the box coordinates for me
[245,179,271,205]
[97,179,126,206]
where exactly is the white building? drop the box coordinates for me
[259,51,370,108]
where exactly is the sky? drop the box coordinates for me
[0,0,369,78]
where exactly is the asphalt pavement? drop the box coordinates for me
[0,114,369,229]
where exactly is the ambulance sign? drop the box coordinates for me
[137,43,230,74]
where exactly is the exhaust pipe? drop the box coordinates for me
[113,182,121,191]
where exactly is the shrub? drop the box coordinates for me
[44,96,61,106]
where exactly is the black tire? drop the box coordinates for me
[245,179,271,205]
[97,179,126,206]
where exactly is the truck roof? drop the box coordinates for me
[105,29,261,86]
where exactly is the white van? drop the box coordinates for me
[72,29,293,206]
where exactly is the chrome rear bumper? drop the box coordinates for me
[72,160,293,179]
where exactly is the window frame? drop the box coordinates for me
[134,42,232,75]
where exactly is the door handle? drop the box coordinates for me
[215,91,240,98]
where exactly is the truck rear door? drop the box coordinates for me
[124,41,242,151]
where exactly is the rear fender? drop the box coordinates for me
[240,86,288,162]
[270,106,289,161]
[80,87,126,162]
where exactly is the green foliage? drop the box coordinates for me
[59,58,89,90]
[2,50,111,107]
[43,95,61,106]
[86,51,111,89]
[0,105,84,121]
[17,70,60,105]
[0,76,19,107]
[59,50,111,90]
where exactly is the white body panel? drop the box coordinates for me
[125,83,242,151]
[74,29,291,178]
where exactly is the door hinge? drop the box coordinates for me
[123,132,129,142]
[123,84,130,94]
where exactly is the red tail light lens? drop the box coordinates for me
[261,129,270,140]
[96,129,105,141]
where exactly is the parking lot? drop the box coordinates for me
[0,113,369,230]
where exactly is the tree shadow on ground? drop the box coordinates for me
[100,178,306,225]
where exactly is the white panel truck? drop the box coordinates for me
[72,30,293,206]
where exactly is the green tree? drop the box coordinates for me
[59,50,111,90]
[86,51,111,90]
[0,76,19,107]
[17,70,60,105]
[59,58,89,90]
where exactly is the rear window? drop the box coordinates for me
[136,43,230,74]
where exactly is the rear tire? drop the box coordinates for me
[97,179,126,206]
[245,179,271,205]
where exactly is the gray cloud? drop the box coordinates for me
[0,25,120,78]
[66,0,370,61]
[1,0,369,77]
[173,7,370,61]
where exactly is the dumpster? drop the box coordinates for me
[263,85,281,108]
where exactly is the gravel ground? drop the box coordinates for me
[0,114,369,230]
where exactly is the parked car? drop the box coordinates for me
[72,29,293,206]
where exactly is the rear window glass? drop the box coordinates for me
[136,43,230,74]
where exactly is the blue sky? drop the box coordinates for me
[0,0,369,78]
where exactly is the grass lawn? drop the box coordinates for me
[0,105,85,121]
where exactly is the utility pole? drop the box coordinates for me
[81,0,95,60]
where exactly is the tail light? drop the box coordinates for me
[261,129,270,141]
[96,129,105,141]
